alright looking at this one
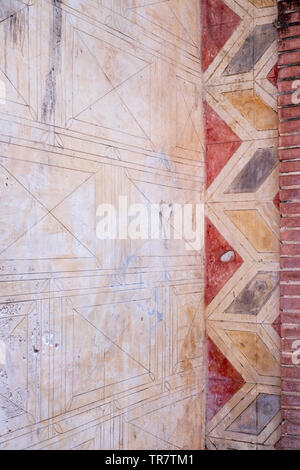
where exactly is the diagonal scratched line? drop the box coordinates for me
[0,391,35,422]
[168,4,199,49]
[0,2,28,25]
[128,391,202,424]
[177,80,205,154]
[7,314,27,336]
[0,164,100,263]
[73,307,151,374]
[73,32,151,121]
[0,155,95,175]
[176,101,197,148]
[0,165,48,257]
[74,118,150,141]
[123,166,203,253]
[76,32,155,150]
[102,302,151,365]
[128,421,181,449]
[49,169,97,213]
[177,296,203,365]
[71,371,148,399]
[73,63,149,120]
[131,3,196,48]
[127,0,171,10]
[0,67,30,108]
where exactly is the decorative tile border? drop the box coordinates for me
[202,0,281,449]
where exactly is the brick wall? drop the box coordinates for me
[278,0,300,450]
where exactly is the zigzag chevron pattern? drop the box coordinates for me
[203,0,280,450]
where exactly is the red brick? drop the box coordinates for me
[281,243,300,255]
[279,37,300,53]
[281,323,300,337]
[279,51,300,66]
[282,339,291,352]
[279,106,300,120]
[281,230,300,241]
[280,160,300,171]
[280,133,300,148]
[281,285,300,296]
[283,382,300,395]
[278,93,295,106]
[281,216,300,227]
[283,408,300,422]
[284,11,300,23]
[281,189,300,201]
[281,271,300,283]
[280,203,300,216]
[280,6,300,410]
[281,257,300,268]
[282,338,299,351]
[278,436,300,449]
[280,25,300,39]
[281,297,300,310]
[280,174,300,187]
[282,394,300,407]
[280,147,300,159]
[280,308,300,325]
[282,352,297,365]
[280,257,300,269]
[279,64,300,79]
[282,365,300,379]
[279,119,300,134]
[281,311,300,323]
[279,0,300,15]
[279,80,300,93]
[282,421,300,436]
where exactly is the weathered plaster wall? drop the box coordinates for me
[0,0,206,450]
[203,0,281,450]
[0,0,283,451]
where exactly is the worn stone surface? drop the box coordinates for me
[0,0,205,450]
[0,0,282,451]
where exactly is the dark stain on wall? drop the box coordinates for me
[225,24,277,76]
[226,147,278,194]
[5,9,26,50]
[225,271,279,316]
[2,8,26,76]
[277,0,300,33]
[41,0,62,123]
[0,0,22,23]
